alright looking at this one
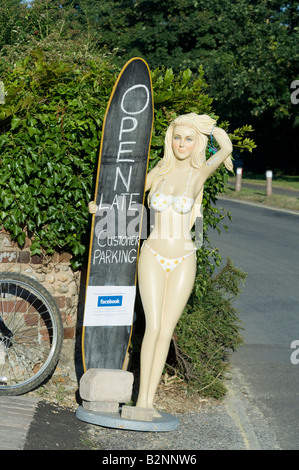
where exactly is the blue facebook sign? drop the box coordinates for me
[97,295,123,307]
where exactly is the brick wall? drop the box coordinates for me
[0,230,82,342]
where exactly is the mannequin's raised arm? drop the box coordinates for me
[204,127,233,177]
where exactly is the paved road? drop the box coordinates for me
[208,197,299,450]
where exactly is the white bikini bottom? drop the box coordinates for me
[142,242,196,273]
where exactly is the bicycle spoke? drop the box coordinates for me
[0,273,63,395]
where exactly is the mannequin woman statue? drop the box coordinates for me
[89,113,233,418]
[135,113,233,416]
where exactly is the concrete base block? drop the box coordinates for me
[121,405,153,422]
[82,401,119,413]
[79,368,134,403]
[76,406,179,432]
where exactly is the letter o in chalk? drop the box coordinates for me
[121,85,150,115]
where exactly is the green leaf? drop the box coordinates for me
[11,117,21,130]
[42,187,52,198]
[30,241,41,256]
[17,232,26,246]
[3,195,14,209]
[181,69,192,87]
[28,127,39,137]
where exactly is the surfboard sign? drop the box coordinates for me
[82,58,153,371]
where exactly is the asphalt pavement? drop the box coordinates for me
[210,195,299,448]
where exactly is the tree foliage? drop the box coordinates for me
[68,0,299,172]
[2,1,297,171]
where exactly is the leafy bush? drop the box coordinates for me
[0,51,116,267]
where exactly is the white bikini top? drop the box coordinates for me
[150,168,195,214]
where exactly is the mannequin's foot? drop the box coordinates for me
[121,405,154,422]
[151,407,162,418]
[135,398,147,409]
[146,403,162,418]
[136,398,161,418]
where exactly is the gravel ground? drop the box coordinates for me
[85,406,246,451]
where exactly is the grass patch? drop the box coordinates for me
[229,173,299,191]
[223,185,299,212]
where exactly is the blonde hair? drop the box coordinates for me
[149,113,227,228]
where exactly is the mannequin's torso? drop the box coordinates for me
[145,161,206,257]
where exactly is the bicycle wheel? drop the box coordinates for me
[0,272,63,396]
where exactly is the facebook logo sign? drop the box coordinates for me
[97,295,123,307]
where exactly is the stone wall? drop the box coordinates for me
[0,229,95,399]
[0,230,82,340]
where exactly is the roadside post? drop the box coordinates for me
[235,167,243,192]
[266,170,273,196]
[0,81,4,104]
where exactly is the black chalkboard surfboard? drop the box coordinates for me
[82,58,153,372]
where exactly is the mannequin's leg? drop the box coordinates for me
[136,246,166,409]
[146,254,197,410]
